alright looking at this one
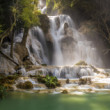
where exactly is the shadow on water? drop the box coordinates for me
[0,92,110,110]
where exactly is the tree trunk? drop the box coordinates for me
[10,29,15,58]
[21,28,29,46]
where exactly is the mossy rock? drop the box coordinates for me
[0,74,19,85]
[62,90,68,94]
[16,81,33,89]
[66,79,70,84]
[37,75,46,83]
[38,14,50,34]
[79,78,91,85]
[75,61,87,66]
[41,64,47,66]
[4,84,14,91]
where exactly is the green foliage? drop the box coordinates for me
[46,0,79,12]
[0,85,7,99]
[18,0,41,28]
[0,74,20,91]
[0,0,41,46]
[37,75,61,89]
[45,75,60,89]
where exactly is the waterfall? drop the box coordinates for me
[33,0,103,67]
[48,15,103,67]
[26,27,49,65]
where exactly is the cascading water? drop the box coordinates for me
[27,27,49,65]
[12,0,110,93]
[36,0,103,67]
[48,15,103,67]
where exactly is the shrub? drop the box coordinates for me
[37,75,46,83]
[0,85,7,99]
[37,75,61,89]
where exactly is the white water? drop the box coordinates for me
[0,0,105,75]
[27,27,49,65]
[12,0,110,93]
[36,0,103,67]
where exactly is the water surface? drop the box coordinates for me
[0,92,110,110]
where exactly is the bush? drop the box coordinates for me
[37,75,61,89]
[16,81,33,89]
[0,85,7,99]
[4,84,14,91]
[0,74,19,85]
[37,75,46,83]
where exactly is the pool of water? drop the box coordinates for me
[0,92,110,110]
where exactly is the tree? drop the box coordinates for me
[17,0,41,46]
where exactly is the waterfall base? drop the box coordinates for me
[13,64,110,94]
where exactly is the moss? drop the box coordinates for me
[62,90,68,94]
[4,84,14,91]
[37,75,46,83]
[0,74,19,85]
[0,74,20,92]
[16,81,33,89]
[41,64,47,66]
[29,75,37,78]
[66,79,70,84]
[90,65,100,73]
[75,61,87,66]
[56,82,61,87]
[79,78,91,85]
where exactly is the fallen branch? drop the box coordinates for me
[0,50,19,66]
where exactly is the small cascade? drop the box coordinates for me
[38,0,47,14]
[27,65,95,79]
[26,27,49,65]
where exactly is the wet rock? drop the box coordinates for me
[64,22,69,34]
[16,81,33,89]
[60,72,66,78]
[45,32,53,42]
[17,67,26,76]
[55,17,60,30]
[66,79,70,84]
[75,61,88,66]
[1,42,9,49]
[62,90,68,94]
[15,43,32,65]
[79,78,92,85]
[39,14,50,34]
